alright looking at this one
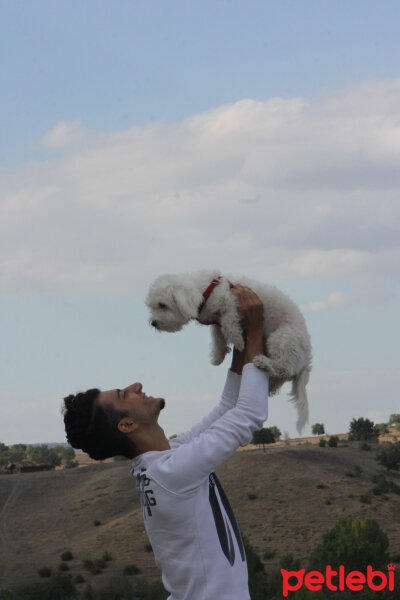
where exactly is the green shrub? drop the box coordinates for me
[371,472,400,496]
[37,566,52,578]
[389,480,400,495]
[309,517,390,571]
[391,551,400,562]
[346,465,362,478]
[377,442,400,471]
[319,438,326,447]
[60,551,73,561]
[124,563,140,575]
[247,491,257,500]
[58,562,69,571]
[74,574,85,584]
[371,473,390,495]
[316,483,326,489]
[349,417,379,441]
[360,493,372,504]
[3,573,76,600]
[102,551,113,561]
[242,535,269,600]
[93,519,101,526]
[82,557,106,574]
[328,435,338,447]
[359,441,371,451]
[280,553,301,570]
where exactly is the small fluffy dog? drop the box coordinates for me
[146,270,312,433]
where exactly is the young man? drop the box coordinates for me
[63,285,269,600]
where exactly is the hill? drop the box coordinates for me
[1,437,400,592]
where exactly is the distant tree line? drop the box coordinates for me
[0,442,77,472]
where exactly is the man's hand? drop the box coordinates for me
[231,285,264,365]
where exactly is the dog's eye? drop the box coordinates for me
[158,303,167,309]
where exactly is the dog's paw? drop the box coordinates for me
[210,355,225,366]
[210,345,231,365]
[252,354,278,376]
[233,339,245,352]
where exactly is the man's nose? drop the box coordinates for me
[125,382,142,393]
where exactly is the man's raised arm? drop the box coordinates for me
[152,286,269,493]
[169,347,246,448]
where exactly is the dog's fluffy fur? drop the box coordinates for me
[146,270,312,433]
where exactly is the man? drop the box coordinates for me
[63,285,269,600]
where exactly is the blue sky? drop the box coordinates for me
[1,1,399,445]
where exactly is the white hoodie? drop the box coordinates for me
[131,363,269,600]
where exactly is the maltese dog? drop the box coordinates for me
[146,269,312,433]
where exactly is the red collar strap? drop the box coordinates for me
[197,276,234,322]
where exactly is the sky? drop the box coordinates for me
[1,0,399,445]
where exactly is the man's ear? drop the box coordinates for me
[117,417,139,435]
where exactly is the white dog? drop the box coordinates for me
[146,270,312,433]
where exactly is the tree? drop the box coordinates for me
[312,423,325,435]
[389,413,400,426]
[26,445,62,467]
[7,444,27,463]
[242,535,268,600]
[376,422,389,435]
[53,445,75,465]
[252,428,275,451]
[377,442,400,472]
[348,417,379,441]
[268,425,281,441]
[309,517,390,571]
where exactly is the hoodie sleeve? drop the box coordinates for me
[169,369,242,448]
[153,364,268,493]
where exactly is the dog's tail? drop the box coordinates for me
[289,366,311,434]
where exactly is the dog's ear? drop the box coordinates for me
[172,286,202,320]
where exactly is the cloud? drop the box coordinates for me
[302,291,353,312]
[1,79,399,297]
[40,121,85,148]
[302,285,396,312]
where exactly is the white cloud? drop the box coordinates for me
[302,291,353,312]
[40,121,85,148]
[1,79,400,297]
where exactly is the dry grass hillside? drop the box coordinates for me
[1,433,400,593]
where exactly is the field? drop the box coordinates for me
[1,432,400,592]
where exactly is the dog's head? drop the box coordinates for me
[146,274,203,332]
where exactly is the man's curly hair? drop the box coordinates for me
[63,389,137,460]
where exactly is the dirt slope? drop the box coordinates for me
[1,438,400,591]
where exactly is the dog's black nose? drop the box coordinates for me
[151,320,158,328]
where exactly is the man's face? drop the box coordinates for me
[96,382,165,427]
